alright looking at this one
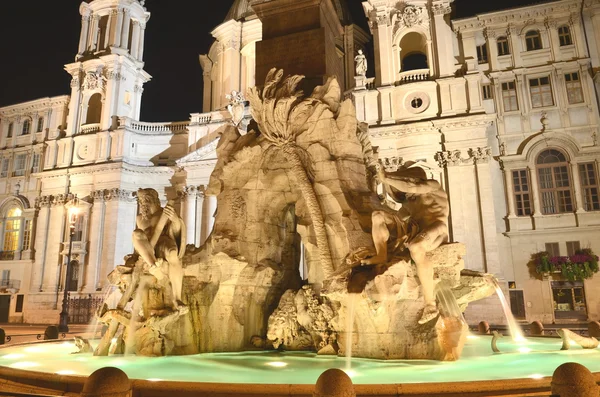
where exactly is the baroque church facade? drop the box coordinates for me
[0,0,599,326]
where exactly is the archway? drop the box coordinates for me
[86,93,103,124]
[400,32,428,72]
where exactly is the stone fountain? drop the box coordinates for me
[94,70,495,360]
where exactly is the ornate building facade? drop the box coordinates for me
[0,0,599,325]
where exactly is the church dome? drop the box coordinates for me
[224,0,353,24]
[224,0,255,22]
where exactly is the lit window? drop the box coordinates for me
[565,72,584,104]
[72,215,85,242]
[21,119,31,135]
[36,117,44,133]
[558,26,572,46]
[482,84,493,100]
[512,169,532,216]
[477,44,488,64]
[2,207,22,255]
[22,219,32,251]
[497,36,510,56]
[537,149,573,214]
[502,81,519,111]
[13,154,27,177]
[529,76,554,108]
[579,162,600,211]
[525,30,542,51]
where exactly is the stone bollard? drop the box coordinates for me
[314,369,355,397]
[529,320,544,336]
[477,321,490,335]
[551,362,598,397]
[588,321,600,338]
[81,367,131,397]
[44,325,59,340]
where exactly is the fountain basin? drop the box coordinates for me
[1,336,600,396]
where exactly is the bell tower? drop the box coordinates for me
[63,0,151,137]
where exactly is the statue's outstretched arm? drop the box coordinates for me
[384,177,440,195]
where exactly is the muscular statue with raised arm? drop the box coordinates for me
[363,163,449,324]
[133,188,186,310]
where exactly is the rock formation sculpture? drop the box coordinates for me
[94,69,495,360]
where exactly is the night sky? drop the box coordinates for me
[0,0,540,122]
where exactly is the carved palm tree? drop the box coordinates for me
[247,69,338,279]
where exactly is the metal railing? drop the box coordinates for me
[0,279,21,289]
[0,251,15,260]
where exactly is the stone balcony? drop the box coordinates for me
[396,68,430,85]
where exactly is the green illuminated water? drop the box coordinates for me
[1,336,599,384]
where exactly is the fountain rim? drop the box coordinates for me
[0,340,598,396]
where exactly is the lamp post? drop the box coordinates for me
[58,204,79,333]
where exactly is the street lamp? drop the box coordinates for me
[58,204,79,333]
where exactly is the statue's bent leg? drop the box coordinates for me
[362,211,395,265]
[133,229,157,267]
[165,248,184,307]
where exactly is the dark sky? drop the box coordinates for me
[0,0,539,122]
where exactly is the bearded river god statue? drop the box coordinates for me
[95,69,495,360]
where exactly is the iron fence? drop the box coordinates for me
[67,293,104,324]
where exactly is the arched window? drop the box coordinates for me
[36,117,44,133]
[558,26,572,46]
[7,123,13,138]
[497,36,510,56]
[400,32,428,72]
[525,30,542,51]
[536,149,573,214]
[1,207,22,258]
[85,93,103,124]
[21,119,31,135]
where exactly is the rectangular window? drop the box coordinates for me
[3,218,20,252]
[579,162,600,211]
[559,26,573,46]
[538,165,574,214]
[529,76,554,108]
[497,37,510,56]
[15,294,23,313]
[512,169,532,216]
[502,81,519,111]
[31,153,40,173]
[0,159,8,178]
[7,123,13,139]
[565,72,584,104]
[13,154,27,177]
[482,84,493,100]
[567,241,581,256]
[22,219,32,251]
[1,270,9,287]
[477,44,488,64]
[545,242,560,257]
[36,118,44,133]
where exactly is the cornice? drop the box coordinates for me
[0,96,70,116]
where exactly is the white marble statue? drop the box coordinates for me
[355,49,367,77]
[362,162,449,324]
[133,188,186,309]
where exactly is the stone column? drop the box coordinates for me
[91,15,100,52]
[103,12,113,51]
[199,56,213,113]
[372,13,395,86]
[571,15,588,58]
[504,168,517,218]
[205,195,217,242]
[196,189,207,246]
[433,5,455,77]
[86,191,106,292]
[137,23,146,61]
[528,166,543,217]
[32,196,52,292]
[130,21,140,59]
[183,186,198,247]
[113,9,124,47]
[42,195,70,293]
[121,10,131,51]
[571,162,586,213]
[78,14,91,55]
[486,29,499,71]
[508,26,523,68]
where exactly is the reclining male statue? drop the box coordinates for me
[362,162,449,324]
